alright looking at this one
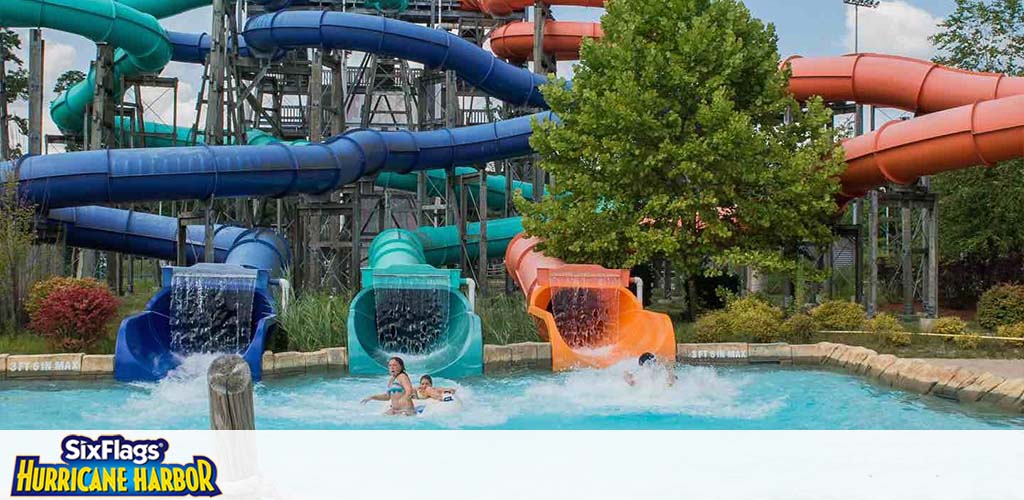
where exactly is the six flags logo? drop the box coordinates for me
[11,435,220,497]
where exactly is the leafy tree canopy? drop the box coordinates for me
[930,0,1024,262]
[518,0,843,276]
[53,70,86,95]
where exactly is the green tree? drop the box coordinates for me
[53,70,86,95]
[519,0,843,279]
[929,0,1024,302]
[1,29,28,160]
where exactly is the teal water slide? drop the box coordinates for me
[349,217,523,377]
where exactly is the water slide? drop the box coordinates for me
[348,217,523,377]
[10,0,1023,375]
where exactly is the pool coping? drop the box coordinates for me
[2,343,1022,414]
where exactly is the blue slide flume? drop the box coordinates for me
[0,8,558,380]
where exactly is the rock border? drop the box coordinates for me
[2,342,1022,414]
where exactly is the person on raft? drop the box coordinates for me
[415,375,457,402]
[624,352,678,387]
[361,356,417,416]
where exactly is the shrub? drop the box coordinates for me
[996,322,1024,339]
[865,313,911,347]
[977,284,1024,330]
[954,334,982,350]
[692,310,733,343]
[691,296,784,343]
[781,313,819,343]
[931,316,968,336]
[810,300,866,331]
[277,290,350,352]
[25,277,106,318]
[28,283,119,351]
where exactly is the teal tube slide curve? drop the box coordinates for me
[348,217,524,377]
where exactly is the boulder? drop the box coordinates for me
[838,347,877,371]
[790,344,831,365]
[324,347,347,369]
[261,351,275,375]
[931,368,980,401]
[749,343,792,363]
[305,350,329,370]
[878,358,915,387]
[861,354,898,379]
[81,355,114,377]
[893,361,944,394]
[957,372,1006,403]
[823,344,852,367]
[982,379,1024,412]
[0,354,7,379]
[273,352,305,373]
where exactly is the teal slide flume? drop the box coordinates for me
[348,217,524,377]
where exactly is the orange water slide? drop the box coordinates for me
[784,54,1024,114]
[505,233,676,371]
[780,55,1024,199]
[839,94,1024,198]
[490,21,603,62]
[461,0,605,17]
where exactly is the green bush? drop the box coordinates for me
[977,284,1024,330]
[865,313,911,346]
[277,290,350,352]
[996,322,1024,339]
[931,316,968,336]
[692,310,733,343]
[691,296,784,343]
[781,313,819,343]
[729,296,784,342]
[954,333,982,350]
[810,300,866,331]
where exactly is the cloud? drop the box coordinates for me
[844,1,942,59]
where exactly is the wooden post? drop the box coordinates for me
[208,354,255,430]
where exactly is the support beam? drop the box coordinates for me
[926,198,939,318]
[309,49,324,142]
[205,0,228,145]
[28,30,44,156]
[0,38,8,159]
[867,190,879,317]
[901,202,914,318]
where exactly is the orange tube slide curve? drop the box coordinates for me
[461,0,604,17]
[490,21,603,63]
[505,234,677,371]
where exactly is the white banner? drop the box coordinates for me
[2,431,1022,500]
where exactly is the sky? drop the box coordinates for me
[6,0,957,145]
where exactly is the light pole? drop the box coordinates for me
[844,0,880,53]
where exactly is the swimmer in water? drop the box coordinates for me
[361,357,416,416]
[415,375,457,402]
[624,352,677,387]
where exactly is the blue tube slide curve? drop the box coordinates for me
[5,11,560,380]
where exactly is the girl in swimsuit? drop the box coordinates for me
[361,357,416,416]
[415,375,457,402]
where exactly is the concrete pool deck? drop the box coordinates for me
[914,358,1024,380]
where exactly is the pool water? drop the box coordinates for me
[1,355,1022,430]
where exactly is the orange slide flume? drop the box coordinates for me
[461,0,605,17]
[780,54,1024,200]
[490,21,603,63]
[505,234,676,371]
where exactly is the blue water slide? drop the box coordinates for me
[5,111,554,209]
[243,11,549,108]
[2,11,562,381]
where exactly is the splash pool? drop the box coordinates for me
[1,356,1021,430]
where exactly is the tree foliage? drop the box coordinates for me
[518,0,843,276]
[53,70,86,95]
[929,0,1024,297]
